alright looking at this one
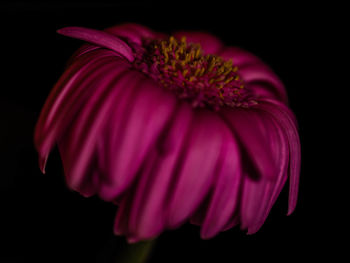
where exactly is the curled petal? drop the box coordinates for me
[246,114,289,234]
[239,65,287,103]
[57,27,135,62]
[255,99,301,215]
[239,110,289,233]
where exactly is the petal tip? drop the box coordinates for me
[287,205,296,216]
[200,230,215,240]
[127,237,139,244]
[39,155,48,174]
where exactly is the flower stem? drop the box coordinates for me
[117,239,156,263]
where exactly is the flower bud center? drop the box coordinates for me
[135,36,253,109]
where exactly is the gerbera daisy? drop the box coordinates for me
[34,23,300,242]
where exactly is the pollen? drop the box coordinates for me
[135,36,252,109]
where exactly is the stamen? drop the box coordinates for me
[134,36,254,109]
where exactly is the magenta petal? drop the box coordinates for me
[67,44,100,64]
[95,76,145,200]
[104,23,158,45]
[246,115,289,234]
[59,66,136,190]
[222,108,278,180]
[200,131,243,239]
[218,47,288,103]
[173,31,223,54]
[222,216,240,232]
[240,111,288,233]
[35,51,127,172]
[189,201,210,226]
[57,27,134,62]
[166,111,226,228]
[238,65,288,104]
[127,104,193,240]
[240,175,272,230]
[256,99,301,215]
[58,134,100,197]
[244,83,282,101]
[98,80,177,201]
[113,192,133,237]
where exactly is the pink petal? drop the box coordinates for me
[243,83,282,101]
[114,150,164,244]
[57,27,134,62]
[126,103,193,240]
[219,47,288,103]
[35,51,128,172]
[113,190,134,237]
[200,130,243,239]
[246,114,289,234]
[240,175,272,230]
[256,99,301,215]
[189,195,212,226]
[104,23,158,45]
[66,44,100,64]
[222,108,278,180]
[166,110,226,229]
[173,31,223,54]
[113,149,158,241]
[98,80,177,201]
[238,64,288,103]
[222,215,240,231]
[222,107,291,232]
[59,134,100,197]
[59,68,142,190]
[239,110,288,233]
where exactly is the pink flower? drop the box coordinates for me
[34,24,300,242]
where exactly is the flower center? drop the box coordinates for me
[135,36,253,109]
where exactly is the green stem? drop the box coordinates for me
[117,239,156,263]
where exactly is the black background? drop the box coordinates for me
[0,1,337,263]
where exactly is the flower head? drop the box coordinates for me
[35,24,300,242]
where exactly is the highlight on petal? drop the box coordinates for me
[127,103,194,240]
[98,78,177,201]
[200,130,243,239]
[35,50,130,172]
[34,23,300,242]
[166,111,227,229]
[59,68,141,191]
[57,27,135,62]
